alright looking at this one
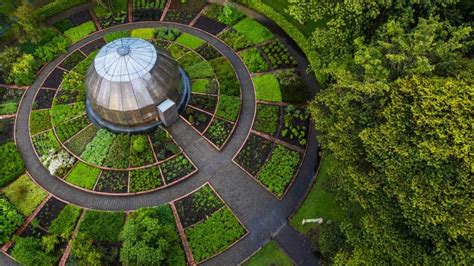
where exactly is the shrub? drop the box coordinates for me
[253,74,282,102]
[8,54,38,86]
[130,135,155,166]
[36,0,87,20]
[240,48,270,73]
[132,135,147,153]
[49,205,81,240]
[0,197,24,245]
[10,236,58,266]
[233,18,273,45]
[0,47,22,82]
[0,142,25,187]
[186,207,245,262]
[175,33,205,49]
[65,162,101,189]
[155,27,181,41]
[79,211,124,242]
[312,222,347,261]
[217,4,244,25]
[70,233,101,265]
[131,28,156,40]
[216,95,240,121]
[3,174,47,216]
[64,22,97,44]
[253,104,279,135]
[33,35,70,63]
[120,206,185,265]
[104,30,130,43]
[219,29,252,51]
[257,145,300,198]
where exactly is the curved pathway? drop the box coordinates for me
[13,22,319,265]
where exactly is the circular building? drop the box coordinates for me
[85,37,190,133]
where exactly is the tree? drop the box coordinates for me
[120,207,183,265]
[10,2,44,44]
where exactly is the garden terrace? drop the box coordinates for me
[1,1,320,265]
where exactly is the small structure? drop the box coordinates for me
[85,37,190,133]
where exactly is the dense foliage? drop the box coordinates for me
[285,0,474,263]
[0,142,25,187]
[120,206,185,265]
[0,197,24,245]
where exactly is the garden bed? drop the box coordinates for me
[189,93,217,113]
[103,133,130,169]
[160,154,195,183]
[132,0,166,21]
[0,87,24,115]
[3,174,48,216]
[149,127,181,161]
[66,124,99,156]
[193,16,227,35]
[95,170,128,193]
[182,107,212,133]
[33,89,56,110]
[204,118,233,149]
[54,114,90,142]
[253,103,281,137]
[235,133,273,176]
[68,10,93,26]
[278,105,309,148]
[80,39,105,55]
[129,166,162,192]
[34,197,67,230]
[129,134,156,167]
[191,78,218,94]
[65,162,101,190]
[59,51,85,70]
[0,118,15,144]
[43,68,65,89]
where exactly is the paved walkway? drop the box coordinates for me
[12,21,320,265]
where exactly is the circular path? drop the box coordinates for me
[15,22,319,265]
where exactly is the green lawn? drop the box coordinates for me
[290,155,345,233]
[3,174,48,216]
[244,241,293,266]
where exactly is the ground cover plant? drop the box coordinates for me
[80,129,116,166]
[204,118,233,148]
[233,18,273,45]
[64,21,96,43]
[3,174,47,216]
[219,29,252,51]
[79,211,125,242]
[65,162,101,189]
[257,145,301,198]
[243,241,293,266]
[280,105,309,147]
[186,207,246,262]
[103,134,130,169]
[175,33,205,49]
[235,133,273,176]
[150,128,180,161]
[160,155,194,183]
[0,141,25,186]
[131,27,156,40]
[129,167,162,192]
[120,206,185,265]
[191,79,217,94]
[95,171,128,193]
[30,109,52,135]
[216,94,240,121]
[54,115,90,142]
[253,74,282,102]
[104,30,130,43]
[182,107,211,132]
[210,57,240,96]
[0,87,24,115]
[189,94,217,113]
[129,134,155,167]
[253,103,280,136]
[240,48,270,73]
[176,185,224,228]
[66,124,98,155]
[40,148,76,178]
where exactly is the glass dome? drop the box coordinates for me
[85,37,190,133]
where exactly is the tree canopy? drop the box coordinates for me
[290,0,473,264]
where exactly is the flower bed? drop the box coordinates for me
[256,145,301,198]
[3,174,48,216]
[0,87,24,115]
[176,185,224,228]
[204,118,233,148]
[253,103,280,136]
[95,170,128,193]
[65,162,101,190]
[160,155,195,183]
[235,133,273,176]
[129,167,162,192]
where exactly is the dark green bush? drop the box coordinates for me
[79,211,125,242]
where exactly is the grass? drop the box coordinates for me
[3,174,48,216]
[290,155,345,233]
[243,241,293,266]
[65,162,100,189]
[253,74,282,102]
[233,18,274,45]
[131,28,156,40]
[175,33,205,50]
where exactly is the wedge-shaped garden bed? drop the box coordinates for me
[95,170,128,193]
[161,155,196,184]
[204,118,234,149]
[235,133,273,176]
[65,162,101,190]
[150,127,181,161]
[253,103,281,136]
[129,166,163,193]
